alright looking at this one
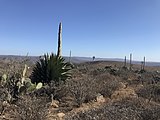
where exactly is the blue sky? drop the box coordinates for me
[0,0,160,61]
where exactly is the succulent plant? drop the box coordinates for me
[31,53,72,85]
[2,74,7,81]
[36,82,43,89]
[0,74,7,85]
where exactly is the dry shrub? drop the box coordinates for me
[140,106,160,120]
[94,73,120,98]
[68,73,120,107]
[136,84,160,102]
[141,74,153,85]
[118,69,138,81]
[14,95,48,120]
[65,97,160,120]
[68,78,96,107]
[0,86,9,102]
[0,95,49,120]
[31,81,69,101]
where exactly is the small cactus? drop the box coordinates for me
[124,56,126,67]
[1,74,8,85]
[129,53,132,70]
[22,64,28,84]
[23,64,27,77]
[2,74,7,81]
[36,82,43,90]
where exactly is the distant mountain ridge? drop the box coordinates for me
[0,55,160,66]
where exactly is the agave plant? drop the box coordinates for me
[31,53,72,85]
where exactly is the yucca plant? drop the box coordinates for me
[31,53,72,85]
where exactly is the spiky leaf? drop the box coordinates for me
[31,53,72,85]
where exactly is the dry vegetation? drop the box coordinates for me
[1,57,160,120]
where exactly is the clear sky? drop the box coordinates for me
[0,0,160,61]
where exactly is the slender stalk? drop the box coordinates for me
[69,50,72,63]
[57,22,62,57]
[130,53,132,70]
[124,56,126,67]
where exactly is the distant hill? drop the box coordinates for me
[65,56,160,66]
[0,55,160,66]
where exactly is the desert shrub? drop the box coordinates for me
[0,86,12,103]
[65,97,160,120]
[0,71,39,103]
[68,74,120,107]
[0,95,48,120]
[15,95,48,120]
[32,81,69,101]
[140,106,160,120]
[117,69,136,80]
[64,98,141,120]
[0,56,32,79]
[68,78,96,107]
[136,84,160,102]
[31,53,72,85]
[68,79,86,107]
[90,68,107,76]
[136,85,152,100]
[94,73,120,98]
[0,73,21,103]
[140,72,155,85]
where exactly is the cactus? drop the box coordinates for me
[2,74,7,81]
[17,78,43,94]
[57,22,62,58]
[69,50,72,63]
[22,64,27,77]
[129,53,132,70]
[1,74,7,85]
[27,83,37,92]
[26,82,43,91]
[36,82,43,89]
[22,64,27,84]
[141,56,146,71]
[0,63,43,102]
[143,56,145,70]
[141,61,143,71]
[5,64,36,95]
[124,56,126,67]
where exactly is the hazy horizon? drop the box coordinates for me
[0,0,160,62]
[0,54,160,63]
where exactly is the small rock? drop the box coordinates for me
[2,101,9,107]
[96,94,105,103]
[119,82,126,89]
[57,112,65,118]
[51,100,59,108]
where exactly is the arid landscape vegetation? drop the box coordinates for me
[1,0,160,119]
[0,22,160,120]
[0,55,160,120]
